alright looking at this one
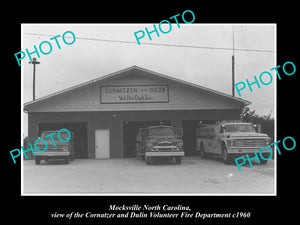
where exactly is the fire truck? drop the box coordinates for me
[195,121,271,164]
[136,125,184,164]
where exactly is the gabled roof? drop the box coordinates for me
[24,65,250,110]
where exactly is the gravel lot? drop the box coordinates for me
[22,156,275,195]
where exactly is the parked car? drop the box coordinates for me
[34,130,74,164]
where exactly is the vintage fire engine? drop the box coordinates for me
[136,125,184,164]
[196,121,271,164]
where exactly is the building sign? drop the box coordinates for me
[100,85,169,104]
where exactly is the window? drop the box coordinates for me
[224,124,256,133]
[148,127,174,136]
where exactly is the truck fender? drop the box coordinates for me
[215,138,223,146]
[220,140,227,148]
[219,140,227,154]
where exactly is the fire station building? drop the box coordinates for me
[24,66,249,159]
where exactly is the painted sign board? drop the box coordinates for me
[100,85,169,104]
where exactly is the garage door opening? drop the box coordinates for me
[182,120,218,156]
[38,122,88,159]
[182,120,200,156]
[122,121,171,158]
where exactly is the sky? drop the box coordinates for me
[21,24,276,136]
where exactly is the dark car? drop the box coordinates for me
[34,130,74,164]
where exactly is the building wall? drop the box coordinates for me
[28,109,240,159]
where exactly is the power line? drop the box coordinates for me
[24,32,275,53]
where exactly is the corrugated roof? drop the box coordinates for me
[24,65,250,109]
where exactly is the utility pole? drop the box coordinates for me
[232,26,235,97]
[29,57,40,101]
[232,55,235,97]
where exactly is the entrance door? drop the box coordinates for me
[95,129,110,159]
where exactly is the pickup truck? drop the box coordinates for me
[34,130,74,164]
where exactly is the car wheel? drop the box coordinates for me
[65,157,70,164]
[200,142,206,159]
[35,157,41,165]
[260,153,269,164]
[146,156,153,165]
[222,145,233,164]
[175,157,182,164]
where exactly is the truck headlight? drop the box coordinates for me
[62,146,69,152]
[177,142,183,148]
[228,140,235,147]
[146,142,153,149]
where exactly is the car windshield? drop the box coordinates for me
[41,132,69,140]
[224,124,256,133]
[148,127,175,136]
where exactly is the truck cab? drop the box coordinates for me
[196,121,271,164]
[136,125,184,164]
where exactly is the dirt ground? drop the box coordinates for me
[22,156,275,195]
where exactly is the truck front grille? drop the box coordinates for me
[157,141,173,146]
[153,145,177,152]
[45,148,63,152]
[157,148,173,152]
[234,139,266,147]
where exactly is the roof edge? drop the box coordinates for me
[133,66,251,106]
[24,65,251,108]
[24,66,137,107]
